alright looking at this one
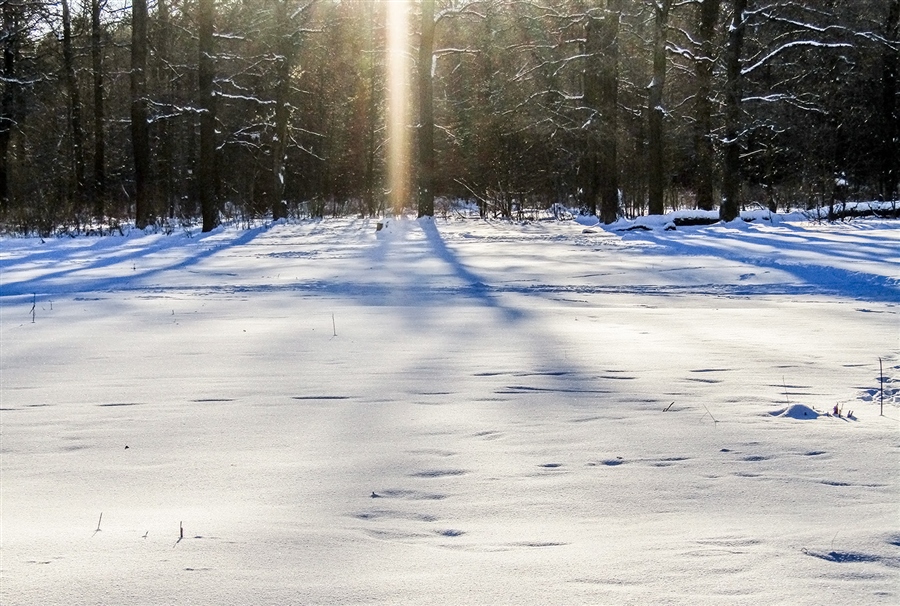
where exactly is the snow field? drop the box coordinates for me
[1,216,898,604]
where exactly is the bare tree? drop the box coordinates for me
[693,0,720,211]
[91,0,106,218]
[882,0,899,200]
[417,0,436,217]
[61,0,86,207]
[132,0,151,228]
[647,0,673,215]
[198,0,218,231]
[720,0,746,221]
[590,0,621,224]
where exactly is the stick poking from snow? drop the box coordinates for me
[700,403,719,424]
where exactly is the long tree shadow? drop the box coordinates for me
[624,221,900,304]
[1,226,267,298]
[353,218,524,321]
[418,219,524,321]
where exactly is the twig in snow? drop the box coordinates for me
[663,402,675,412]
[93,512,102,536]
[174,521,184,547]
[700,403,719,424]
[31,294,36,323]
[332,313,337,338]
[880,357,885,416]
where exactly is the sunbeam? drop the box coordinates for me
[386,0,411,215]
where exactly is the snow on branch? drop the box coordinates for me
[434,47,480,58]
[214,32,246,41]
[436,1,487,24]
[742,40,852,76]
[667,42,697,62]
[216,92,277,106]
[742,93,827,114]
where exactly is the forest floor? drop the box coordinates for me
[1,214,898,604]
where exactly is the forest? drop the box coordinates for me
[0,0,897,234]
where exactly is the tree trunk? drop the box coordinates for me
[132,0,151,228]
[417,0,435,218]
[157,0,176,218]
[721,0,747,222]
[694,0,720,211]
[198,0,218,232]
[61,0,86,208]
[91,0,106,219]
[882,0,899,200]
[583,18,600,217]
[270,0,292,221]
[363,1,379,216]
[0,2,18,211]
[593,1,620,224]
[647,0,671,215]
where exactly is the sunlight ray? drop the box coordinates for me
[386,0,411,215]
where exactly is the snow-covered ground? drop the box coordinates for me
[1,215,898,604]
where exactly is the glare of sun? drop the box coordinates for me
[386,0,410,215]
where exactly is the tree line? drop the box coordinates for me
[1,0,897,234]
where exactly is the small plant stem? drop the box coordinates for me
[332,313,337,337]
[880,357,884,416]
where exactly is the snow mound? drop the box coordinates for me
[769,404,821,419]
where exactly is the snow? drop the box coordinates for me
[2,214,898,604]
